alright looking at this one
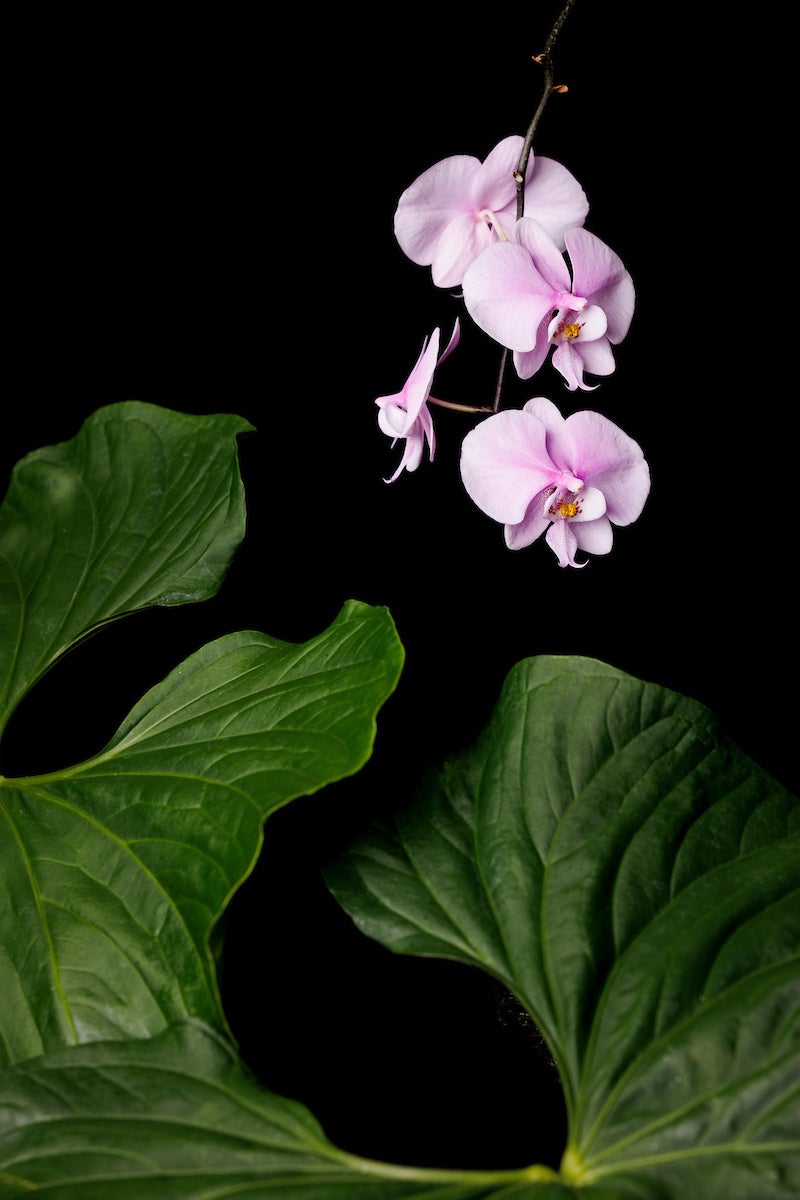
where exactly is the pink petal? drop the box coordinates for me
[377,404,407,438]
[460,408,560,523]
[518,155,589,249]
[574,515,614,556]
[564,227,627,295]
[564,227,635,342]
[569,304,608,343]
[401,330,440,424]
[437,318,461,366]
[575,338,616,377]
[462,242,558,351]
[593,273,635,344]
[545,520,584,568]
[514,217,572,293]
[505,487,552,549]
[393,155,481,265]
[385,424,424,483]
[473,135,524,211]
[564,410,650,523]
[513,329,552,380]
[521,397,577,471]
[551,341,588,391]
[418,404,436,463]
[375,328,439,435]
[571,486,607,522]
[427,212,492,288]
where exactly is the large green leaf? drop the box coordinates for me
[0,401,251,733]
[0,1021,575,1200]
[0,601,404,1067]
[2,405,796,1197]
[327,656,800,1198]
[0,404,405,1069]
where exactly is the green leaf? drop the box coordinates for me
[0,404,405,1067]
[0,1020,576,1200]
[327,655,800,1198]
[0,401,252,733]
[0,599,404,1066]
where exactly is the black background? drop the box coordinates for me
[5,1,796,1174]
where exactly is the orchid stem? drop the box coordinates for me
[429,395,493,415]
[492,349,509,414]
[515,0,578,218]
[492,0,578,414]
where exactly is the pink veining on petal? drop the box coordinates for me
[460,407,563,524]
[460,397,650,567]
[462,242,560,352]
[394,138,589,288]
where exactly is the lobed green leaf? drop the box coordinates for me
[0,402,252,734]
[0,404,404,1068]
[0,1021,588,1199]
[0,600,404,1066]
[327,655,800,1197]
[3,404,796,1197]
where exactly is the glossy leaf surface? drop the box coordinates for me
[0,404,404,1068]
[0,1021,576,1200]
[0,402,251,733]
[0,601,404,1065]
[328,656,800,1197]
[2,404,797,1198]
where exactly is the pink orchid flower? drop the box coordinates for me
[394,135,588,289]
[462,218,635,390]
[375,320,460,483]
[460,396,650,567]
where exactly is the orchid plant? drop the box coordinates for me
[1,5,797,1199]
[376,5,645,570]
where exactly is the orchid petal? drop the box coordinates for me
[384,426,424,483]
[374,330,436,427]
[437,318,461,366]
[552,341,588,391]
[564,227,635,343]
[569,486,607,522]
[376,404,409,438]
[505,487,552,550]
[417,403,436,463]
[489,208,518,242]
[576,338,616,377]
[545,519,584,568]
[565,226,627,295]
[513,332,552,381]
[460,408,560,523]
[593,273,636,344]
[521,397,576,470]
[462,242,558,351]
[517,155,589,249]
[376,324,452,483]
[430,212,493,289]
[393,155,481,265]
[564,410,650,523]
[474,135,524,210]
[401,330,440,425]
[513,217,572,292]
[574,515,614,555]
[571,304,608,343]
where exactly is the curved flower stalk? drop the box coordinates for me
[460,397,650,567]
[462,217,635,389]
[375,320,460,482]
[394,135,589,289]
